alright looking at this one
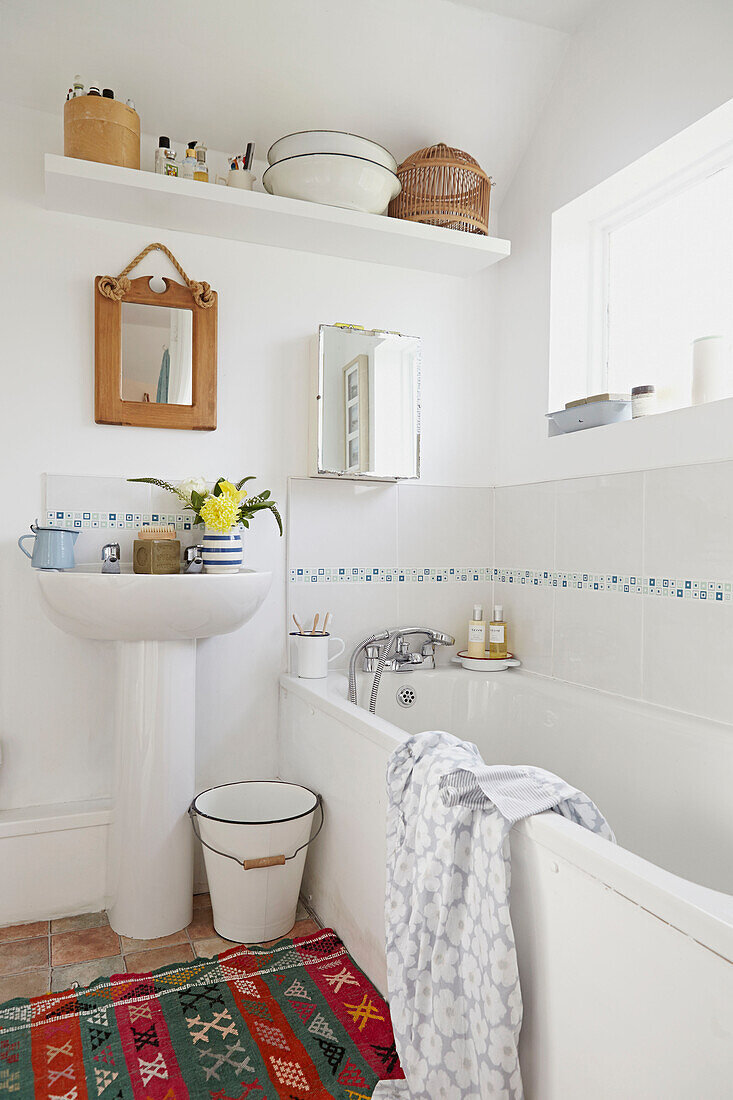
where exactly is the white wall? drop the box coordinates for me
[0,101,497,846]
[496,0,733,485]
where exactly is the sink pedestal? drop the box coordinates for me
[108,640,196,939]
[36,566,273,942]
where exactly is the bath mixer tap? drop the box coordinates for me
[349,627,456,710]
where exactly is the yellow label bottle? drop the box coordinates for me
[489,604,508,658]
[467,604,487,658]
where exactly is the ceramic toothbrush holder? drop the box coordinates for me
[290,632,345,678]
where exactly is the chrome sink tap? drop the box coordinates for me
[101,542,121,574]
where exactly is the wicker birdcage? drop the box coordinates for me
[388,143,493,235]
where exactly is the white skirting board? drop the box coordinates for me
[0,801,210,926]
[0,801,111,926]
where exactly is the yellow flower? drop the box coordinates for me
[200,494,238,532]
[218,480,246,505]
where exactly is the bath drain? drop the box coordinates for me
[396,685,417,708]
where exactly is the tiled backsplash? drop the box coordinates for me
[287,479,495,666]
[42,474,201,564]
[288,465,733,726]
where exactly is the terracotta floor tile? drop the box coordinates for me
[52,927,120,966]
[51,956,124,994]
[292,919,320,938]
[192,892,211,911]
[51,912,109,934]
[260,919,320,949]
[0,969,51,1001]
[125,944,194,973]
[0,938,49,975]
[120,931,187,953]
[192,936,240,959]
[187,911,217,939]
[0,921,49,944]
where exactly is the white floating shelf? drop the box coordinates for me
[44,154,510,277]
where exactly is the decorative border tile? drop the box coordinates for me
[493,568,732,602]
[289,564,732,602]
[289,567,492,584]
[45,510,195,531]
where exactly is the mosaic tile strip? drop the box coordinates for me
[493,568,732,601]
[289,566,492,584]
[45,510,196,531]
[289,565,733,601]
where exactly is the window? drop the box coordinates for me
[606,164,733,412]
[548,96,733,425]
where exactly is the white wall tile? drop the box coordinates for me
[44,474,152,515]
[642,598,733,725]
[644,461,733,579]
[397,581,492,660]
[553,589,642,698]
[288,582,399,671]
[494,482,556,569]
[288,477,398,567]
[555,472,643,574]
[493,580,554,676]
[397,484,493,567]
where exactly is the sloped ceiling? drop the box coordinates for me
[0,0,572,209]
[447,0,602,33]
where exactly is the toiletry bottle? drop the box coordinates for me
[489,605,508,659]
[88,83,101,96]
[180,141,197,181]
[155,136,179,177]
[72,75,85,97]
[467,604,487,658]
[102,88,114,99]
[154,137,177,176]
[194,144,209,183]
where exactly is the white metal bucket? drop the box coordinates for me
[189,781,322,943]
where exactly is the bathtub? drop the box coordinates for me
[279,666,733,1098]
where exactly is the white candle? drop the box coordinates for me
[691,336,732,405]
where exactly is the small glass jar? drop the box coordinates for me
[631,385,656,418]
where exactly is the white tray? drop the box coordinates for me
[452,651,521,672]
[546,400,631,434]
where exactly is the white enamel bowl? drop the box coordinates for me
[268,130,397,173]
[262,153,401,215]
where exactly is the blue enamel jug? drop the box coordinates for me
[18,522,79,570]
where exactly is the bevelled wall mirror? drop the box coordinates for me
[95,243,217,430]
[314,324,421,480]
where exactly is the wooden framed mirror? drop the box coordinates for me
[94,245,217,430]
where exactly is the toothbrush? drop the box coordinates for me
[292,613,304,633]
[311,613,320,635]
[322,611,332,634]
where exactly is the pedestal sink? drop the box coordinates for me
[37,565,272,940]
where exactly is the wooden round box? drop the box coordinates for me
[64,96,140,169]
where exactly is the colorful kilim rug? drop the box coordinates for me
[0,928,404,1100]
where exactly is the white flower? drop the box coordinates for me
[177,476,207,500]
[488,1024,518,1073]
[489,937,517,988]
[434,988,468,1037]
[443,1038,477,1090]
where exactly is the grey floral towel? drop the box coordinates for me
[373,732,613,1100]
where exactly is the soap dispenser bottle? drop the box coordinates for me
[489,605,508,659]
[194,144,209,182]
[180,141,197,180]
[467,604,487,658]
